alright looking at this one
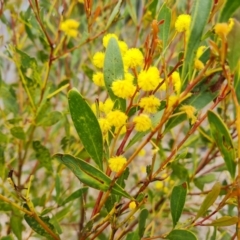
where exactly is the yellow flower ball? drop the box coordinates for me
[123,48,144,69]
[103,98,114,114]
[92,72,105,87]
[194,59,204,70]
[138,66,160,91]
[118,40,128,54]
[103,33,118,48]
[98,118,111,134]
[139,95,161,113]
[133,114,152,132]
[214,19,234,38]
[180,105,197,124]
[175,14,191,32]
[108,156,127,173]
[112,79,136,99]
[92,52,105,69]
[129,201,137,210]
[60,19,80,38]
[106,110,128,128]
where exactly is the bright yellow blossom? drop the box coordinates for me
[108,156,127,173]
[98,118,111,135]
[168,95,178,108]
[170,71,181,94]
[60,19,80,38]
[115,126,127,135]
[123,48,144,69]
[133,114,152,132]
[129,201,137,210]
[194,59,204,70]
[92,52,105,68]
[92,72,105,87]
[138,66,160,91]
[125,72,134,82]
[175,14,191,32]
[91,101,104,115]
[118,40,128,54]
[112,79,136,99]
[106,110,128,128]
[155,181,163,189]
[138,149,146,156]
[139,95,161,113]
[103,98,114,114]
[214,18,234,38]
[103,33,118,48]
[180,105,197,124]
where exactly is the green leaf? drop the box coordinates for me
[208,110,236,178]
[126,231,139,240]
[195,182,221,221]
[10,127,25,140]
[171,162,189,182]
[219,0,240,22]
[227,19,240,72]
[36,111,62,127]
[0,131,8,143]
[138,208,149,238]
[0,146,5,179]
[103,38,126,111]
[68,88,103,169]
[126,0,137,25]
[182,0,212,81]
[234,62,240,104]
[167,230,197,240]
[194,174,216,191]
[106,0,123,29]
[54,154,132,199]
[10,213,23,240]
[170,182,187,227]
[206,216,238,227]
[158,3,171,50]
[61,187,88,206]
[24,214,57,239]
[32,141,52,172]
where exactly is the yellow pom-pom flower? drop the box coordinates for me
[175,14,191,32]
[91,101,104,115]
[168,95,178,108]
[103,33,118,48]
[180,105,197,124]
[98,118,111,135]
[155,181,163,190]
[118,40,128,54]
[214,18,234,38]
[123,48,144,69]
[106,110,128,128]
[93,72,105,87]
[194,59,204,70]
[60,19,80,38]
[103,98,114,114]
[129,201,137,210]
[171,71,181,94]
[139,95,161,113]
[125,72,134,82]
[108,156,127,173]
[112,79,136,99]
[138,66,160,91]
[92,52,105,69]
[133,114,152,132]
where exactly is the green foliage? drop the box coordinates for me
[1,0,240,239]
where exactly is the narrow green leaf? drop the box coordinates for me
[127,0,137,25]
[167,230,197,240]
[10,214,23,240]
[10,127,25,140]
[0,146,5,179]
[106,0,123,29]
[234,62,240,104]
[227,19,240,72]
[36,111,62,127]
[182,0,212,81]
[61,187,88,206]
[195,182,221,221]
[220,0,240,22]
[54,154,132,199]
[32,141,52,172]
[138,208,149,238]
[103,38,126,111]
[126,231,139,240]
[158,3,171,50]
[170,182,187,227]
[208,110,236,178]
[206,216,238,227]
[68,88,103,169]
[24,214,57,239]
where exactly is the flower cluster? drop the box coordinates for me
[60,19,80,38]
[108,156,127,173]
